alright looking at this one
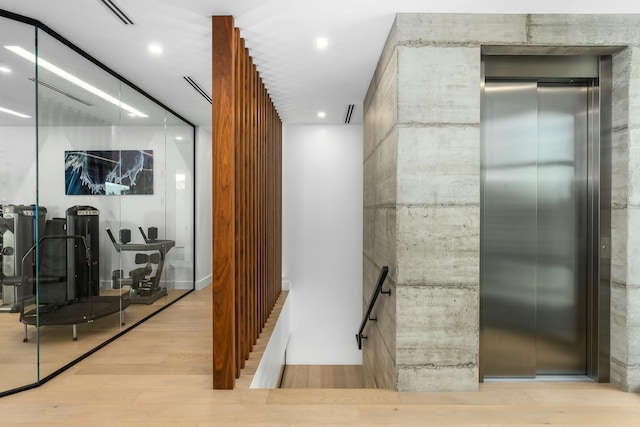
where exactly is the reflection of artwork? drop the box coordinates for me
[64,150,153,195]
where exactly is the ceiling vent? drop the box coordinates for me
[29,78,93,107]
[344,104,355,124]
[184,76,212,104]
[99,0,135,25]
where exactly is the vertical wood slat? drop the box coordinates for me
[241,43,249,365]
[262,84,267,329]
[212,15,283,389]
[233,28,241,378]
[211,15,236,390]
[250,62,257,350]
[234,30,249,374]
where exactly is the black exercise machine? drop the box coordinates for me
[16,221,130,341]
[106,226,175,304]
[0,205,46,312]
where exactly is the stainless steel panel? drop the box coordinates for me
[481,55,611,382]
[483,56,599,80]
[481,81,538,378]
[595,56,612,383]
[536,85,588,375]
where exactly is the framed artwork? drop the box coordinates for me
[64,150,153,195]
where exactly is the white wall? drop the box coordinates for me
[0,126,37,205]
[282,124,363,365]
[195,126,212,290]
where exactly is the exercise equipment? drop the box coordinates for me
[106,226,175,304]
[0,205,46,312]
[66,206,100,298]
[17,230,129,341]
[0,204,129,340]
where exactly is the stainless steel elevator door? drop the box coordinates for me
[481,81,589,378]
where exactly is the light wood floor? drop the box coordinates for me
[0,285,638,426]
[281,365,364,388]
[0,288,188,392]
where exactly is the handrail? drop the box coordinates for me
[356,265,390,349]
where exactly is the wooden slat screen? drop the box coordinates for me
[212,16,283,390]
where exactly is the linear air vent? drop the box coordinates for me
[184,76,213,104]
[28,78,94,107]
[344,104,355,124]
[99,0,135,25]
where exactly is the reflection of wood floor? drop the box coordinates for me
[0,288,188,393]
[1,285,639,426]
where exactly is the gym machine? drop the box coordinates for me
[0,205,100,312]
[11,205,130,341]
[106,226,175,304]
[66,205,100,299]
[0,205,46,312]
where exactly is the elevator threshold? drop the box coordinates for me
[484,375,594,383]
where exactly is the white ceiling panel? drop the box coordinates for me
[1,1,639,128]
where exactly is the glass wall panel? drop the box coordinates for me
[34,28,127,379]
[165,112,195,301]
[0,10,195,396]
[0,15,38,393]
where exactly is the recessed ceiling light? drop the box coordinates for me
[148,43,163,55]
[317,111,326,118]
[0,66,11,73]
[175,136,183,140]
[315,38,329,49]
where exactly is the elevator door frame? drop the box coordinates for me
[479,55,611,383]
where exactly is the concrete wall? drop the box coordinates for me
[364,13,640,392]
[362,16,399,387]
[611,46,640,392]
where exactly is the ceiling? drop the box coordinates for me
[0,0,639,128]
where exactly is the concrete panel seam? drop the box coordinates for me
[612,281,627,289]
[363,125,398,165]
[613,203,628,210]
[398,40,480,49]
[372,203,401,209]
[614,125,629,133]
[397,361,477,369]
[611,357,627,368]
[396,283,477,290]
[398,122,480,129]
[525,14,532,43]
[397,202,481,208]
[363,149,375,165]
[363,253,398,286]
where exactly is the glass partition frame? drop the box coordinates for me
[0,9,196,397]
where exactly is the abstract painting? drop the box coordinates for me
[64,150,153,195]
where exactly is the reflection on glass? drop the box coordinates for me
[4,45,148,118]
[0,12,194,396]
[0,15,38,394]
